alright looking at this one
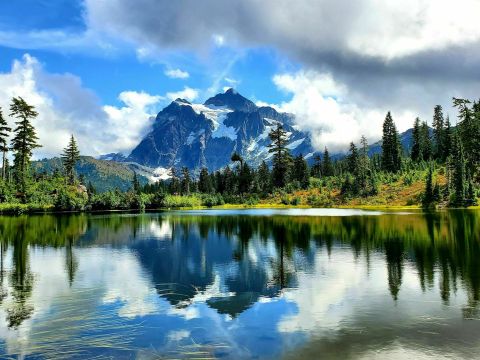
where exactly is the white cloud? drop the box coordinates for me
[164,68,190,79]
[84,0,480,61]
[166,87,199,102]
[0,54,161,158]
[272,70,416,151]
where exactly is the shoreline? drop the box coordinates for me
[0,202,478,216]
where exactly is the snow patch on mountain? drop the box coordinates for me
[286,138,305,150]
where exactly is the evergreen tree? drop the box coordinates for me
[454,97,480,172]
[268,124,291,188]
[444,115,453,160]
[293,154,309,189]
[0,107,11,180]
[222,166,235,194]
[411,117,421,162]
[198,167,213,193]
[61,135,80,185]
[9,97,41,196]
[347,142,359,175]
[423,165,434,207]
[132,172,141,194]
[322,147,334,176]
[311,154,322,178]
[257,161,272,194]
[420,121,432,161]
[451,132,466,206]
[238,162,252,193]
[381,112,401,172]
[432,105,445,160]
[169,168,181,194]
[181,167,191,195]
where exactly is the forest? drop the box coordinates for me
[0,96,478,214]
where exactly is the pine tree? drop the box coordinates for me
[181,167,191,195]
[238,162,252,193]
[268,124,291,188]
[311,154,322,178]
[411,117,421,162]
[61,135,80,185]
[423,165,434,207]
[132,172,141,194]
[454,97,480,172]
[0,107,11,180]
[347,142,359,175]
[257,161,272,194]
[451,132,466,206]
[420,121,432,161]
[381,112,401,172]
[432,105,445,160]
[222,166,235,194]
[198,167,213,193]
[322,147,334,176]
[9,97,41,196]
[293,154,309,189]
[444,115,453,160]
[169,168,181,194]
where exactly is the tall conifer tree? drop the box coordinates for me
[9,97,41,195]
[62,135,80,185]
[0,107,11,180]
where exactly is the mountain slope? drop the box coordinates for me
[32,156,153,193]
[127,89,315,171]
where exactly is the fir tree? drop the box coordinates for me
[181,167,191,195]
[132,172,141,194]
[411,117,421,162]
[451,132,466,206]
[311,154,322,178]
[268,124,291,188]
[347,142,359,175]
[322,147,334,176]
[432,105,445,160]
[0,107,11,180]
[257,161,272,194]
[444,116,453,160]
[381,112,401,172]
[9,97,41,196]
[198,167,213,193]
[61,135,80,185]
[293,154,309,189]
[169,168,181,194]
[420,121,432,161]
[238,162,252,194]
[423,165,434,207]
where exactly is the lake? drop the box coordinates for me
[0,209,479,359]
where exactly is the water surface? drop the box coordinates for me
[0,209,479,359]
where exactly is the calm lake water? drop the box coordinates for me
[0,209,479,359]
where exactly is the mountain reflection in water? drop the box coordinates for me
[0,209,479,359]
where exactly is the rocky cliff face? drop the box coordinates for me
[127,89,314,171]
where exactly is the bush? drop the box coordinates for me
[54,187,88,211]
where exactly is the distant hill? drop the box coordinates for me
[32,156,155,193]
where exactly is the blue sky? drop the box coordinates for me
[0,0,479,157]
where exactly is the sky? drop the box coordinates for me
[0,0,479,158]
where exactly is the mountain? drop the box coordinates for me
[32,156,168,193]
[127,89,315,171]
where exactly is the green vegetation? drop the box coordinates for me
[0,97,478,214]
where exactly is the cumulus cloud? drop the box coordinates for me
[0,54,161,158]
[166,87,199,102]
[164,68,190,79]
[273,70,417,150]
